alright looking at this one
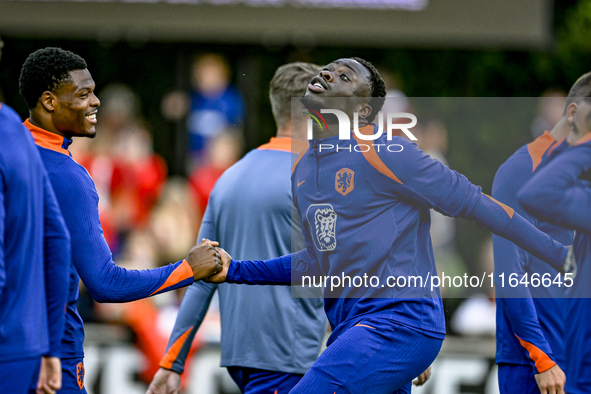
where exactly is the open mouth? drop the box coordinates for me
[85,112,97,124]
[308,77,328,93]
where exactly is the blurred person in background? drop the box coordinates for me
[0,65,70,393]
[161,53,244,170]
[518,73,591,394]
[147,62,327,394]
[530,89,567,139]
[188,129,244,213]
[18,46,223,393]
[491,79,589,394]
[150,178,202,265]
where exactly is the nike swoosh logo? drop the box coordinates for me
[297,180,306,187]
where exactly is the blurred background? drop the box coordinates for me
[1,0,589,392]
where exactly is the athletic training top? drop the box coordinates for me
[0,104,69,362]
[25,119,195,359]
[226,125,569,345]
[493,131,572,373]
[519,133,591,391]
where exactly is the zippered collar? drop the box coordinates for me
[24,119,72,157]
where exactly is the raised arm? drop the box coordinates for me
[369,137,568,271]
[519,143,591,233]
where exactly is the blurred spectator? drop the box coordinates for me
[451,237,496,336]
[530,89,567,139]
[161,53,244,169]
[110,124,167,232]
[188,130,244,212]
[150,177,201,265]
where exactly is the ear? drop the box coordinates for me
[40,91,57,112]
[566,102,577,126]
[357,102,373,121]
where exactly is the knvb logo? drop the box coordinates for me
[306,110,418,141]
[336,168,354,196]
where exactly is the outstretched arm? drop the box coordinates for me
[48,164,221,303]
[372,138,568,271]
[207,248,320,285]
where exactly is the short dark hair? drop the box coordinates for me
[350,57,386,123]
[565,71,591,112]
[270,62,322,129]
[19,47,87,109]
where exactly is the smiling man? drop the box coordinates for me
[18,47,223,394]
[206,57,576,393]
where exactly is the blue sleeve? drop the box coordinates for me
[496,297,556,372]
[227,249,320,285]
[49,161,194,303]
[159,202,218,374]
[492,160,556,372]
[160,281,216,373]
[41,171,71,358]
[375,138,568,270]
[519,143,591,233]
[0,168,5,302]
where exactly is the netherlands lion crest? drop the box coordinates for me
[335,168,354,196]
[306,204,337,251]
[76,362,85,389]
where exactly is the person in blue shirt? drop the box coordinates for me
[518,79,591,393]
[491,77,591,393]
[205,57,574,394]
[18,47,223,394]
[0,100,70,394]
[147,62,327,394]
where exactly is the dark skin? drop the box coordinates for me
[301,58,373,139]
[29,69,100,140]
[208,57,433,387]
[27,68,223,280]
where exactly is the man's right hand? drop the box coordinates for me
[206,248,232,284]
[187,239,222,281]
[146,368,181,394]
[534,364,566,394]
